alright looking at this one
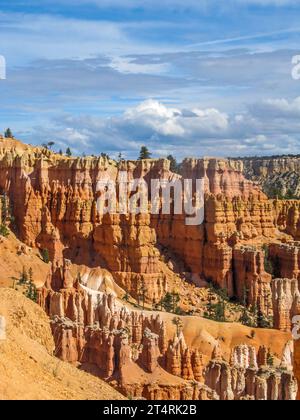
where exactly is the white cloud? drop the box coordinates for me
[108,56,170,75]
[0,12,174,66]
[255,97,300,117]
[120,99,229,138]
[19,99,272,158]
[28,96,300,159]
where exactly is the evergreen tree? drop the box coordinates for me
[41,248,50,264]
[257,309,272,328]
[139,146,151,160]
[1,194,8,224]
[18,267,29,285]
[0,224,9,237]
[204,284,227,322]
[267,350,274,367]
[25,273,38,303]
[214,300,226,322]
[159,292,173,313]
[167,155,179,173]
[66,147,72,157]
[239,307,253,327]
[4,128,13,138]
[101,152,110,160]
[171,290,180,313]
[172,317,183,337]
[123,292,130,302]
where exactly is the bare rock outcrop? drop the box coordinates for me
[205,344,297,400]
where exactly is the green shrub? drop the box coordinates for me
[41,248,50,264]
[0,224,9,237]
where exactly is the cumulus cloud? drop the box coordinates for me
[23,98,300,159]
[250,97,300,118]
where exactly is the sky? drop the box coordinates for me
[0,0,300,159]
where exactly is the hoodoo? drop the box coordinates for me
[0,138,299,400]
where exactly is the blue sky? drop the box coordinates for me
[1,0,300,159]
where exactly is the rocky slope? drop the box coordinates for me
[0,232,50,288]
[39,282,295,400]
[236,156,300,198]
[0,288,125,400]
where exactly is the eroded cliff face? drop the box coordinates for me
[38,283,296,400]
[239,156,300,199]
[0,141,272,303]
[1,138,300,400]
[0,141,284,303]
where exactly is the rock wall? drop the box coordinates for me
[233,246,272,314]
[240,156,300,199]
[0,144,279,305]
[205,343,297,400]
[1,140,300,399]
[272,278,300,332]
[40,284,296,400]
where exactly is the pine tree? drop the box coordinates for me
[171,290,180,313]
[123,292,130,302]
[41,248,50,264]
[204,284,229,322]
[4,128,13,138]
[167,155,179,173]
[159,292,173,313]
[267,350,274,367]
[18,267,29,285]
[214,300,226,322]
[25,270,38,303]
[257,309,272,329]
[28,267,33,283]
[172,317,183,337]
[139,146,151,160]
[66,147,72,157]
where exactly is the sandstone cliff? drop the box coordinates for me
[1,137,300,400]
[0,288,125,400]
[237,156,300,199]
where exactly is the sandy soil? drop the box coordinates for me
[0,288,125,400]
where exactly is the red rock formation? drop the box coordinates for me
[205,344,297,400]
[139,328,160,373]
[233,246,272,314]
[1,140,300,399]
[269,242,300,280]
[0,144,278,303]
[272,278,300,331]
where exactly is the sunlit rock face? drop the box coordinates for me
[1,138,300,400]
